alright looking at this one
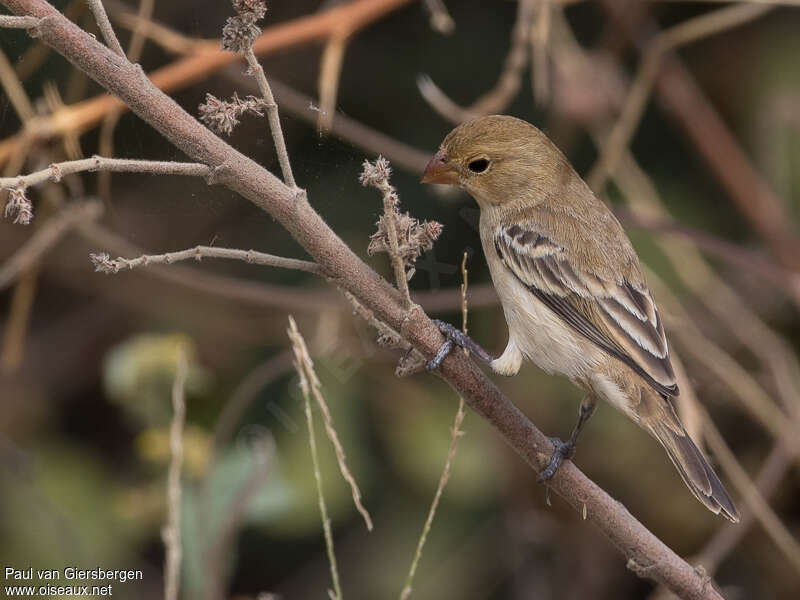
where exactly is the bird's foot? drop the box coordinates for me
[426,320,469,370]
[538,436,576,482]
[426,319,493,371]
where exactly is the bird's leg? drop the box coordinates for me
[538,395,597,482]
[425,319,495,370]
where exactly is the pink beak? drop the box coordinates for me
[421,150,459,185]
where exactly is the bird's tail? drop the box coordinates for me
[638,390,740,522]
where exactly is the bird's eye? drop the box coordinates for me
[467,158,490,173]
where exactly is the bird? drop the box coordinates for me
[421,114,739,522]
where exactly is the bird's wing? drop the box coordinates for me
[494,222,677,396]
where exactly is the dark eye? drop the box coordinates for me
[468,158,490,173]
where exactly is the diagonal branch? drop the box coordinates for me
[1,2,725,597]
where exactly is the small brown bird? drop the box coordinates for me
[422,115,738,521]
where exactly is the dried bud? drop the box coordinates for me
[222,14,261,54]
[368,212,443,275]
[90,252,122,274]
[232,0,267,19]
[359,156,392,189]
[361,157,443,278]
[3,188,33,225]
[199,92,265,136]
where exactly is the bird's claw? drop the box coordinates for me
[538,436,576,482]
[425,319,465,371]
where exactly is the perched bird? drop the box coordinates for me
[422,115,739,522]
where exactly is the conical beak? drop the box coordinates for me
[421,150,459,185]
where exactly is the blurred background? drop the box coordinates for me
[1,0,799,598]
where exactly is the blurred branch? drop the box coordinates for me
[0,199,102,290]
[697,443,793,573]
[418,0,536,123]
[702,415,800,574]
[422,0,455,34]
[248,77,432,173]
[212,350,295,453]
[2,2,729,596]
[105,0,203,54]
[205,434,274,600]
[164,345,187,600]
[650,273,799,457]
[587,3,774,190]
[602,0,800,270]
[0,47,36,122]
[317,32,349,134]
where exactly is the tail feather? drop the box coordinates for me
[647,419,740,523]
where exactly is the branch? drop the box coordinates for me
[89,245,323,276]
[0,156,211,189]
[2,2,724,597]
[87,0,125,57]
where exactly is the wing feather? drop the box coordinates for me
[495,223,677,396]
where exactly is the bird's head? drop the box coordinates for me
[422,115,567,209]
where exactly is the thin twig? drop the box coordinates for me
[87,0,125,57]
[164,345,187,600]
[77,223,333,312]
[399,253,469,600]
[288,316,373,532]
[0,156,211,190]
[89,245,323,276]
[243,48,296,189]
[288,316,343,600]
